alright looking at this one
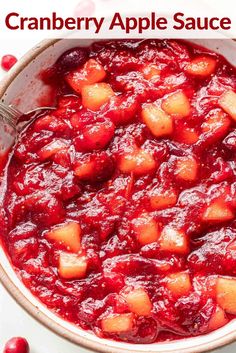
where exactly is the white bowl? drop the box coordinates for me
[1,38,236,353]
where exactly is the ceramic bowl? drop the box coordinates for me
[1,38,236,353]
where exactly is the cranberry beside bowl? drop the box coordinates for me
[1,38,236,353]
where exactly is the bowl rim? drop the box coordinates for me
[0,37,236,353]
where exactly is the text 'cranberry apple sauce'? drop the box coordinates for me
[4,12,231,33]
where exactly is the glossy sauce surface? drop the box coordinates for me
[2,40,236,343]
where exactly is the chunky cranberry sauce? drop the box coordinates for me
[2,39,236,343]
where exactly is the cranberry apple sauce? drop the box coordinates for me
[2,39,236,343]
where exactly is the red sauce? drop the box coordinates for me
[1,40,236,343]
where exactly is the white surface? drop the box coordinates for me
[0,38,236,353]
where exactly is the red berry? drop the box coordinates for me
[55,48,88,74]
[1,55,17,71]
[3,337,29,353]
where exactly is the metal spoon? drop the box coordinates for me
[0,102,55,155]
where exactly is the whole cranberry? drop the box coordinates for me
[55,48,88,74]
[1,55,17,71]
[3,337,29,353]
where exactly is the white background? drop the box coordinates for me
[0,37,236,353]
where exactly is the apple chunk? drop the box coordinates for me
[149,187,178,210]
[125,288,152,316]
[216,277,236,314]
[186,56,216,77]
[65,59,106,93]
[208,305,228,331]
[166,272,192,297]
[202,109,230,139]
[118,148,156,175]
[81,83,115,111]
[175,156,198,181]
[159,226,189,255]
[202,200,234,223]
[77,120,115,152]
[141,104,173,138]
[132,213,159,245]
[46,222,81,252]
[162,91,191,118]
[74,160,94,179]
[101,313,134,333]
[219,90,236,121]
[59,252,87,279]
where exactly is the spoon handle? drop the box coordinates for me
[0,103,21,156]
